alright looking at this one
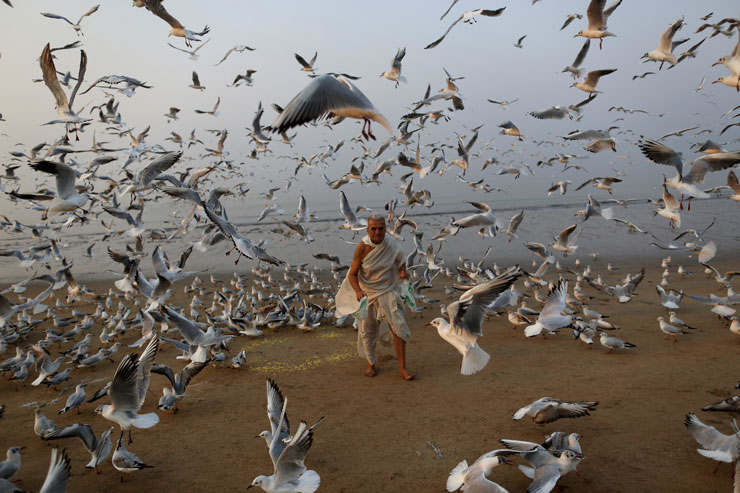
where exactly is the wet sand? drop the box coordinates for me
[0,256,739,492]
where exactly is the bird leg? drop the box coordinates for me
[360,119,369,140]
[606,348,614,354]
[128,429,133,444]
[224,245,236,256]
[712,461,721,475]
[576,471,590,482]
[599,38,603,50]
[679,194,684,210]
[659,61,664,71]
[687,196,692,211]
[234,251,243,265]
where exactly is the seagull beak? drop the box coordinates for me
[253,434,262,439]
[247,485,254,489]
[712,60,720,67]
[425,322,433,326]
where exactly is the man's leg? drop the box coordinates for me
[389,327,414,380]
[360,305,379,376]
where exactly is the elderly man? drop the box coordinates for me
[341,213,414,379]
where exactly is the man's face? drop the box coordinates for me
[367,219,386,244]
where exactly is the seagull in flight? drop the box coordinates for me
[40,4,100,36]
[135,0,209,47]
[425,7,506,49]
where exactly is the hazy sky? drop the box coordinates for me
[1,0,739,224]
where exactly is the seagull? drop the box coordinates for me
[95,337,159,443]
[728,171,740,201]
[571,69,617,93]
[29,161,88,220]
[249,417,320,493]
[40,4,100,35]
[338,191,367,231]
[642,17,685,69]
[167,38,210,61]
[712,24,740,91]
[59,383,87,414]
[498,120,522,138]
[685,413,740,473]
[43,424,114,470]
[551,225,579,256]
[152,360,208,412]
[514,35,527,49]
[447,448,533,493]
[530,106,571,120]
[0,447,22,480]
[655,184,681,228]
[452,202,498,237]
[561,39,591,79]
[194,96,220,116]
[525,281,572,337]
[34,408,57,438]
[38,43,91,134]
[188,71,205,90]
[513,397,598,424]
[656,285,683,309]
[112,438,153,481]
[161,305,233,363]
[267,74,392,141]
[214,44,256,66]
[703,396,740,414]
[657,316,688,341]
[380,47,406,87]
[561,13,583,31]
[499,439,584,493]
[135,0,209,48]
[426,267,520,375]
[575,0,621,49]
[425,8,506,49]
[204,206,283,265]
[295,52,318,72]
[599,332,636,354]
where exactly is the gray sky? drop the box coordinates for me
[1,1,739,222]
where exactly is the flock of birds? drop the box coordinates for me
[1,0,740,491]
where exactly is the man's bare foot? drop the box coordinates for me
[364,364,377,377]
[400,369,415,380]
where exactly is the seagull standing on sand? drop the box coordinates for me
[112,438,153,481]
[426,267,520,375]
[267,74,392,141]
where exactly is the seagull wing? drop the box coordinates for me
[586,0,607,30]
[659,17,684,52]
[40,12,75,25]
[143,0,184,29]
[161,305,205,345]
[29,161,77,200]
[138,151,182,186]
[151,363,177,389]
[528,463,561,493]
[585,69,616,87]
[274,421,312,481]
[453,267,521,335]
[424,13,463,49]
[637,139,683,180]
[266,378,291,438]
[43,423,97,452]
[268,75,374,133]
[40,44,70,116]
[39,448,71,493]
[67,50,87,111]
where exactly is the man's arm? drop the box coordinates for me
[348,242,367,301]
[399,263,408,280]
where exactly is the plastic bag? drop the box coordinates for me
[399,281,415,308]
[353,297,369,320]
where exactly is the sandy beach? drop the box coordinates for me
[1,255,738,492]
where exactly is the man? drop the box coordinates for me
[345,213,414,379]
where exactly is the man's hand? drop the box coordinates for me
[399,265,408,280]
[355,290,366,301]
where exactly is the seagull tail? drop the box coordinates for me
[460,344,490,376]
[295,469,321,493]
[446,460,468,492]
[524,322,543,338]
[133,412,160,429]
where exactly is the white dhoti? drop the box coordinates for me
[335,235,410,365]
